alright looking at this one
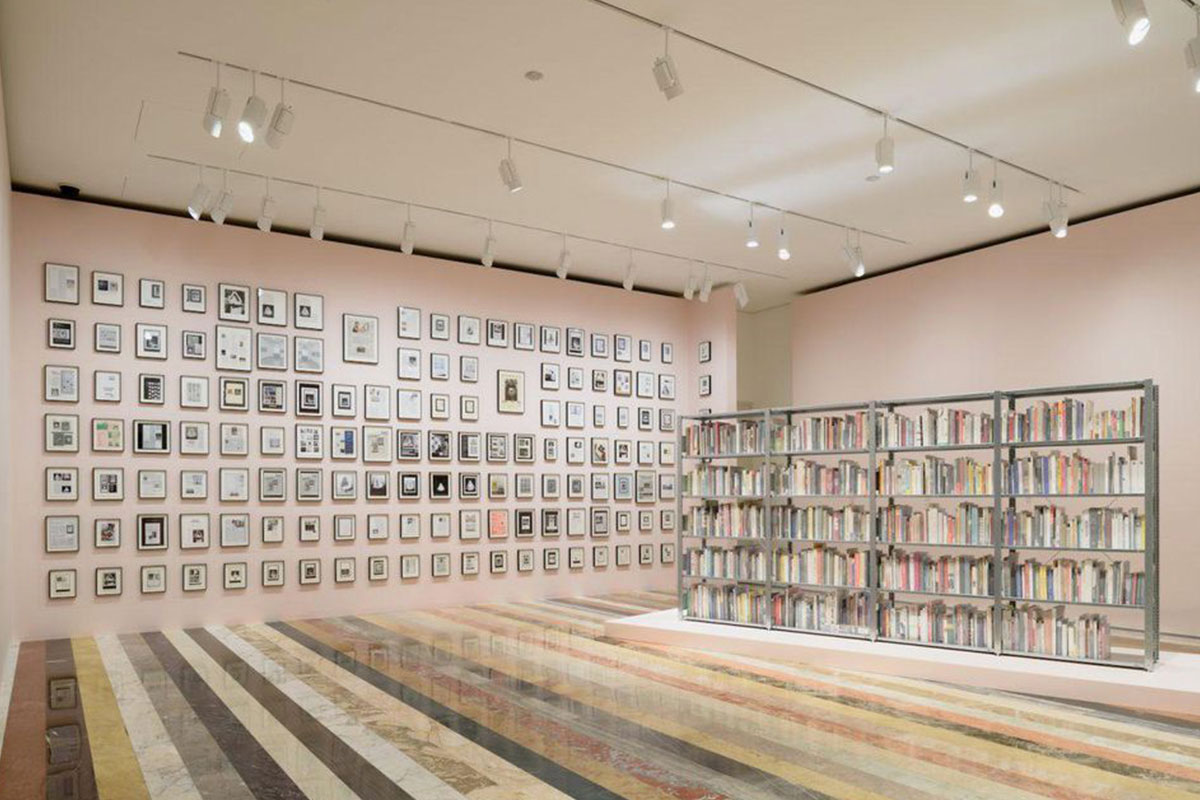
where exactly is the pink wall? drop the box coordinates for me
[790,192,1200,636]
[10,194,735,641]
[0,64,13,660]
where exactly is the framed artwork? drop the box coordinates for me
[262,561,285,588]
[215,325,252,371]
[662,341,674,363]
[497,370,525,414]
[220,422,249,455]
[294,292,324,330]
[661,542,676,564]
[488,509,509,539]
[133,323,167,359]
[515,508,535,536]
[430,472,452,499]
[296,470,323,502]
[44,365,79,403]
[132,420,169,453]
[219,377,249,411]
[257,333,288,370]
[398,472,421,499]
[179,375,209,409]
[566,327,584,357]
[331,384,356,417]
[182,330,207,360]
[299,559,321,585]
[298,515,321,540]
[486,319,508,347]
[428,430,452,460]
[400,513,421,539]
[259,468,286,501]
[255,379,285,413]
[593,545,610,568]
[180,470,208,499]
[45,263,80,304]
[334,557,356,583]
[699,340,712,363]
[543,548,561,570]
[431,513,452,539]
[218,283,251,322]
[489,550,508,574]
[44,413,79,453]
[91,418,124,452]
[262,516,285,543]
[139,278,165,308]
[639,543,654,565]
[430,352,450,380]
[95,567,123,597]
[91,467,123,501]
[567,367,584,390]
[224,562,248,590]
[182,563,208,592]
[461,551,480,575]
[332,470,358,500]
[590,332,609,358]
[460,355,479,383]
[91,270,123,306]
[296,381,323,416]
[331,426,358,459]
[432,552,452,578]
[430,313,451,340]
[517,549,535,572]
[45,515,80,553]
[219,468,250,502]
[658,374,676,400]
[137,514,168,550]
[400,554,421,580]
[544,437,559,461]
[138,373,165,404]
[459,472,480,499]
[179,514,211,549]
[136,468,166,498]
[367,513,390,540]
[334,516,356,542]
[364,384,390,420]
[343,313,379,364]
[542,508,561,536]
[568,546,585,569]
[261,425,286,456]
[457,315,481,345]
[397,347,421,380]
[514,322,535,350]
[49,569,77,600]
[639,339,652,361]
[220,513,251,547]
[459,509,482,540]
[397,306,421,339]
[540,325,561,353]
[397,389,421,420]
[363,426,392,462]
[699,374,712,397]
[294,337,324,373]
[182,283,206,313]
[257,288,287,326]
[47,318,75,350]
[459,432,481,462]
[94,322,121,353]
[566,402,585,429]
[368,556,388,581]
[614,334,632,362]
[460,395,479,421]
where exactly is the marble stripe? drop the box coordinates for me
[72,636,152,799]
[94,634,203,800]
[207,624,465,800]
[273,619,628,800]
[0,641,47,800]
[0,642,17,765]
[141,631,312,799]
[47,638,101,799]
[118,634,258,800]
[234,623,570,799]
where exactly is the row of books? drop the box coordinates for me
[880,600,994,649]
[683,584,768,624]
[1003,604,1111,660]
[682,547,766,582]
[877,408,994,449]
[1002,506,1144,550]
[681,420,765,458]
[772,459,871,496]
[771,590,870,632]
[681,466,765,498]
[773,545,869,587]
[770,412,870,452]
[878,551,994,597]
[687,503,767,539]
[1003,448,1144,495]
[881,503,993,545]
[773,505,870,542]
[1002,558,1144,606]
[1001,397,1142,444]
[878,456,993,496]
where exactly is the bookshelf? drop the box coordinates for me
[677,380,1159,670]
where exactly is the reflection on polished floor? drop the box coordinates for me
[1,590,1199,799]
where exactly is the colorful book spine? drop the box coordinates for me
[877,408,993,448]
[877,456,993,496]
[1002,506,1144,550]
[683,546,767,581]
[879,600,994,648]
[1002,604,1111,660]
[682,466,764,497]
[772,590,870,633]
[773,505,869,542]
[1003,447,1144,495]
[878,550,994,597]
[687,503,766,539]
[770,412,870,452]
[683,419,765,457]
[1002,397,1142,443]
[1002,557,1144,606]
[774,459,870,496]
[773,544,867,587]
[684,584,768,624]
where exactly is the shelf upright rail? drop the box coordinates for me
[675,419,685,621]
[867,400,879,641]
[1144,379,1160,669]
[992,391,1006,656]
[762,409,774,630]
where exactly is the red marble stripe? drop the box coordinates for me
[0,642,47,800]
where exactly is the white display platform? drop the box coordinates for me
[605,609,1200,715]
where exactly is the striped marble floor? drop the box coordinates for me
[2,591,1199,799]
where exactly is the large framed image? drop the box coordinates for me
[342,314,379,364]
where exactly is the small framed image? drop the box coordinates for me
[566,507,587,537]
[257,288,287,326]
[515,507,535,535]
[139,278,165,309]
[180,470,208,499]
[615,544,632,567]
[334,515,356,541]
[430,313,451,340]
[138,372,165,404]
[367,556,388,582]
[486,319,508,348]
[294,292,324,330]
[514,322,535,350]
[460,355,479,383]
[260,425,285,456]
[400,513,421,539]
[332,470,358,500]
[219,468,250,502]
[215,325,252,371]
[614,370,632,397]
[220,513,251,547]
[94,518,120,548]
[431,513,452,539]
[94,322,121,353]
[459,432,482,462]
[95,567,123,597]
[334,557,356,583]
[261,515,285,544]
[615,509,632,532]
[397,347,421,380]
[297,381,323,415]
[363,425,392,462]
[256,332,288,370]
[298,515,321,541]
[568,546,585,569]
[182,283,206,313]
[136,514,168,550]
[259,468,286,501]
[541,362,560,391]
[489,550,508,574]
[397,389,421,421]
[514,434,535,463]
[299,559,321,585]
[431,552,452,578]
[488,509,509,539]
[367,513,390,540]
[223,562,248,590]
[256,379,286,413]
[699,374,712,397]
[639,543,654,565]
[343,313,379,364]
[137,469,167,500]
[544,437,559,461]
[517,548,535,572]
[460,395,479,422]
[331,384,357,417]
[218,377,250,411]
[397,306,421,339]
[699,340,712,363]
[593,545,610,568]
[132,420,170,453]
[661,542,676,564]
[461,551,480,575]
[91,467,123,501]
[639,339,652,361]
[297,469,323,501]
[401,553,421,580]
[590,332,609,358]
[294,336,325,373]
[395,429,420,461]
[661,341,674,363]
[566,402,586,429]
[44,365,79,403]
[398,472,421,499]
[540,325,561,353]
[460,508,482,540]
[543,548,561,570]
[220,422,249,455]
[486,432,509,463]
[48,318,75,350]
[428,430,452,461]
[635,371,654,399]
[567,367,584,391]
[45,263,80,304]
[45,515,80,553]
[566,327,584,357]
[590,506,611,537]
[364,385,390,420]
[458,314,481,345]
[497,370,524,414]
[179,375,210,409]
[430,472,452,500]
[658,374,676,401]
[430,352,450,381]
[182,330,207,359]
[44,413,79,453]
[218,283,251,322]
[49,569,77,600]
[614,334,632,362]
[542,474,561,500]
[179,514,211,549]
[331,426,358,459]
[91,270,123,306]
[182,563,208,592]
[141,565,167,595]
[262,560,285,588]
[592,369,608,393]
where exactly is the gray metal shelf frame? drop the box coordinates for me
[676,379,1159,670]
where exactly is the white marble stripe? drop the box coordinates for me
[161,629,359,800]
[0,642,17,764]
[94,634,205,800]
[209,625,468,800]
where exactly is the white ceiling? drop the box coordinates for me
[2,0,1199,311]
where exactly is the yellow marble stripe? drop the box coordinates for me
[161,629,358,799]
[72,637,152,800]
[442,606,1200,800]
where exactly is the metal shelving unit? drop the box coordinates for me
[676,380,1159,670]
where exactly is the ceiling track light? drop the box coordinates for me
[265,77,294,149]
[987,160,1005,219]
[257,177,275,232]
[210,170,234,225]
[777,212,791,261]
[1044,182,1069,239]
[1186,12,1200,93]
[844,229,866,278]
[698,265,713,303]
[238,70,268,144]
[660,179,676,230]
[401,204,416,255]
[623,250,636,291]
[875,114,895,175]
[962,150,982,203]
[186,164,211,220]
[202,61,230,138]
[652,27,684,100]
[557,233,571,279]
[499,138,523,193]
[683,266,697,300]
[745,204,759,248]
[733,281,749,309]
[310,187,325,240]
[1112,0,1151,46]
[482,221,496,267]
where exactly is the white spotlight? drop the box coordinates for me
[623,251,636,291]
[1044,184,1069,239]
[962,151,982,203]
[875,114,895,175]
[652,27,684,100]
[733,281,749,309]
[1112,0,1151,46]
[1186,17,1200,92]
[482,221,496,267]
[844,230,866,278]
[257,187,275,233]
[187,166,211,220]
[202,62,229,138]
[987,164,1005,218]
[238,71,268,143]
[660,180,676,229]
[210,171,233,225]
[853,251,865,278]
[557,234,571,279]
[310,188,325,240]
[777,214,791,261]
[683,270,696,300]
[745,204,759,248]
[699,266,713,303]
[265,79,294,150]
[499,138,523,193]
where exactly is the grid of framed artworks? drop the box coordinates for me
[38,262,681,599]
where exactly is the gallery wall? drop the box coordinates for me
[10,193,736,641]
[790,191,1200,636]
[736,304,792,411]
[0,65,13,662]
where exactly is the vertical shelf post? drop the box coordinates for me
[991,391,1004,655]
[1144,380,1159,669]
[763,409,774,630]
[675,420,685,621]
[868,400,879,641]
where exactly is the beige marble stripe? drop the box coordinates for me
[73,637,152,800]
[161,629,358,799]
[0,642,17,765]
[94,634,203,800]
[235,623,568,800]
